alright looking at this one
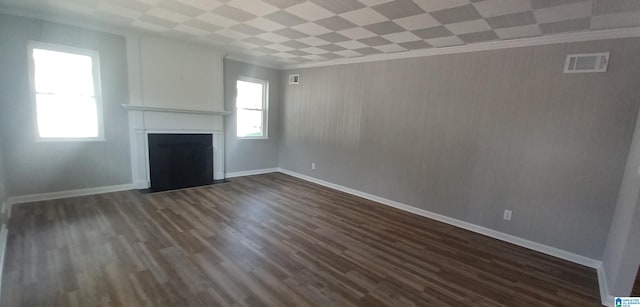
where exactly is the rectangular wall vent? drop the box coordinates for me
[564,52,610,73]
[288,74,300,85]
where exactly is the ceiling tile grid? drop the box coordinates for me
[1,0,639,64]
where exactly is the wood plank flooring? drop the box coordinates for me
[1,173,602,306]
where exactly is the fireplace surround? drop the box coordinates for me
[123,105,230,189]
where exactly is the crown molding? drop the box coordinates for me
[282,27,640,70]
[224,54,282,70]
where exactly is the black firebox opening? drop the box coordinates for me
[148,133,214,192]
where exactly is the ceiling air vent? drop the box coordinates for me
[288,74,300,85]
[564,52,610,73]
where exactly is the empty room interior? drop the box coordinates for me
[1,0,640,306]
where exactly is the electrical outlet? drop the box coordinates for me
[311,163,316,170]
[503,210,512,221]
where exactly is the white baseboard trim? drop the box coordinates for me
[7,183,135,205]
[133,180,149,190]
[277,168,600,269]
[225,168,278,178]
[597,264,614,306]
[0,224,7,302]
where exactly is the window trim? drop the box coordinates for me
[236,76,269,140]
[27,41,106,142]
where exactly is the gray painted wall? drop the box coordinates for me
[0,136,7,205]
[0,14,132,196]
[280,38,640,259]
[224,60,280,173]
[601,101,640,296]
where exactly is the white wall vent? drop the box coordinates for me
[564,52,610,73]
[288,74,300,85]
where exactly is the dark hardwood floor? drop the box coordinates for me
[633,268,640,296]
[1,173,602,306]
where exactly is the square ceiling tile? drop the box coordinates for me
[445,19,491,34]
[495,24,541,39]
[364,21,406,35]
[255,32,290,43]
[318,44,347,52]
[412,26,453,39]
[212,5,256,22]
[374,44,407,53]
[231,23,266,35]
[590,10,640,29]
[184,19,222,32]
[335,49,363,57]
[297,36,332,46]
[592,0,640,15]
[339,27,379,39]
[217,28,250,40]
[300,46,328,54]
[310,0,366,14]
[372,0,425,19]
[158,0,205,17]
[530,0,589,9]
[430,4,482,24]
[315,16,358,31]
[316,32,351,42]
[393,13,441,30]
[425,35,464,47]
[281,40,311,48]
[335,40,369,49]
[285,1,334,21]
[473,0,531,18]
[539,17,590,34]
[245,17,287,31]
[354,47,383,55]
[339,7,388,26]
[458,30,499,43]
[534,1,592,24]
[267,44,295,51]
[243,36,274,45]
[264,10,307,26]
[146,7,191,23]
[399,40,431,49]
[274,28,308,39]
[486,11,536,29]
[292,22,332,36]
[197,12,239,27]
[261,0,305,9]
[175,0,225,11]
[382,31,422,43]
[413,0,470,12]
[227,0,280,16]
[357,36,393,46]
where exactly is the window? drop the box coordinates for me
[236,77,268,138]
[28,42,103,140]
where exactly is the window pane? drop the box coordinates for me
[236,80,263,109]
[237,109,264,137]
[33,48,95,96]
[36,94,99,138]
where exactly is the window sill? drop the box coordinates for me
[237,136,269,140]
[36,137,107,143]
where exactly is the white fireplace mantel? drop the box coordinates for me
[124,106,228,189]
[122,104,232,116]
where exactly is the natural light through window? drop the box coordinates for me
[30,44,102,139]
[236,78,267,138]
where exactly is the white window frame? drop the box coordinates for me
[27,41,105,142]
[236,76,269,140]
